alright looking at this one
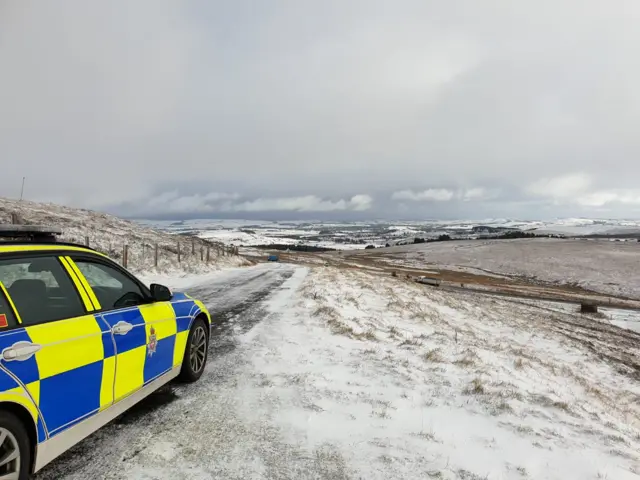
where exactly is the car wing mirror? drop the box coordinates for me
[150,283,173,302]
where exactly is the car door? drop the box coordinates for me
[0,254,115,439]
[68,256,178,402]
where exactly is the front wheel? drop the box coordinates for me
[0,410,31,480]
[178,318,209,383]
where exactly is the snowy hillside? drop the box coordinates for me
[269,268,640,479]
[0,197,249,277]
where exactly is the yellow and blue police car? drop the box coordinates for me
[0,225,212,479]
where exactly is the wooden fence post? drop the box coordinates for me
[154,243,159,267]
[191,237,195,255]
[177,241,181,263]
[122,245,129,268]
[200,246,204,262]
[85,235,90,246]
[206,245,210,263]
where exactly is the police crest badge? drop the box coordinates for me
[147,326,157,357]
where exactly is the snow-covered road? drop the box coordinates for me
[38,263,309,480]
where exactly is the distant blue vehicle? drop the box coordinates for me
[267,255,279,262]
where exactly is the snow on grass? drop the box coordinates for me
[240,267,640,479]
[136,264,256,291]
[0,197,250,276]
[495,296,640,335]
[605,309,640,334]
[351,238,640,299]
[188,224,371,250]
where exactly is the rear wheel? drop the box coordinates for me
[0,411,31,480]
[178,318,209,383]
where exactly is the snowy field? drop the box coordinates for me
[243,268,640,479]
[141,217,640,252]
[348,238,640,299]
[142,218,375,250]
[196,228,370,251]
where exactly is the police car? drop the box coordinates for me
[0,226,212,479]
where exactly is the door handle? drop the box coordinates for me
[2,341,42,362]
[112,321,133,335]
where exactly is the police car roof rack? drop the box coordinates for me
[0,225,63,243]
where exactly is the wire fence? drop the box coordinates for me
[3,210,241,272]
[62,234,240,270]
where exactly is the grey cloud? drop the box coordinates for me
[391,188,499,203]
[392,189,456,202]
[2,1,640,220]
[117,190,373,218]
[526,173,640,208]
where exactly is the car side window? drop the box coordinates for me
[73,260,148,311]
[0,285,19,329]
[0,256,86,325]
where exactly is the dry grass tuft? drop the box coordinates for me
[399,336,422,347]
[553,401,570,412]
[495,387,524,402]
[457,469,489,480]
[510,348,539,363]
[422,348,444,363]
[515,424,534,435]
[327,318,355,336]
[354,328,378,342]
[313,305,339,319]
[414,428,439,442]
[341,293,362,308]
[463,377,486,395]
[530,394,571,412]
[491,400,514,415]
[454,350,480,368]
[388,326,401,337]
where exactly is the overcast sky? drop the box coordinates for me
[1,1,640,220]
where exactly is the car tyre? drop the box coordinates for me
[178,317,209,383]
[0,410,32,480]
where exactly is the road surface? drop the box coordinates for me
[37,263,307,480]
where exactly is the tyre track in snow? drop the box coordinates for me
[36,263,298,479]
[189,264,294,358]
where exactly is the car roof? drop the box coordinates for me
[0,242,106,257]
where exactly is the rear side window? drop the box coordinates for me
[73,260,148,311]
[0,256,86,326]
[0,286,18,329]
